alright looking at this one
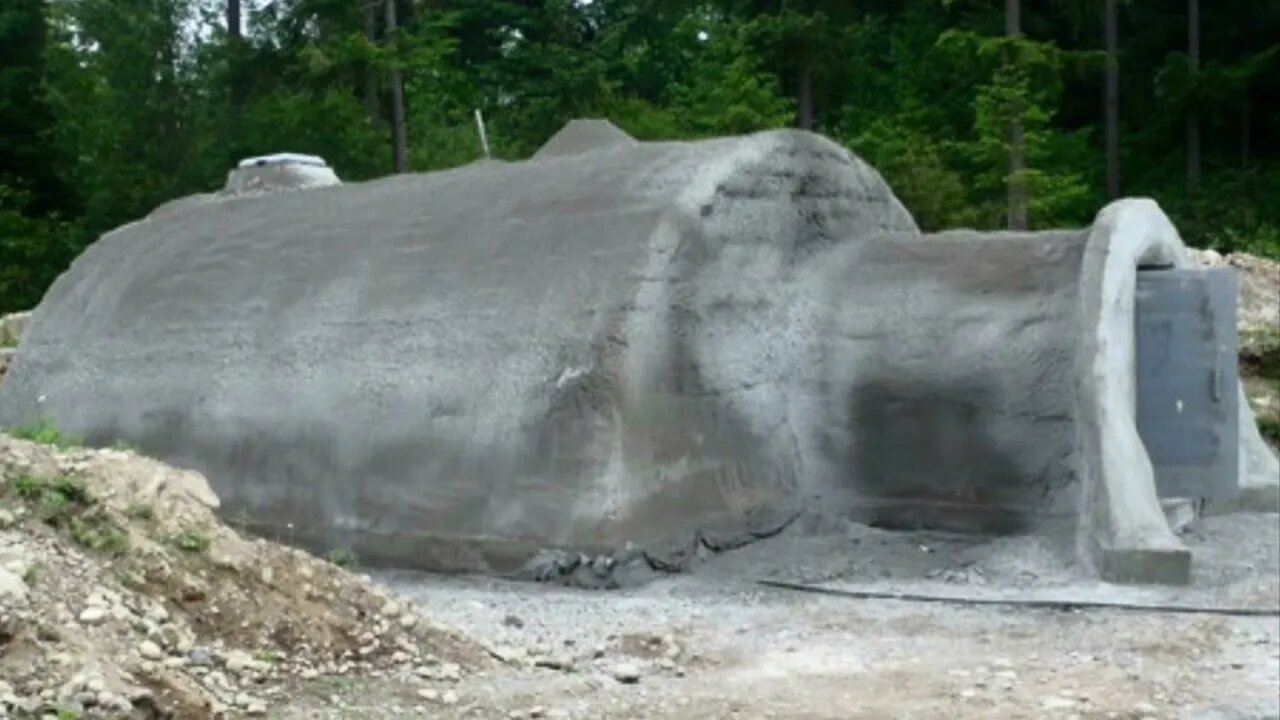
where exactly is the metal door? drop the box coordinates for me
[1135,267,1239,499]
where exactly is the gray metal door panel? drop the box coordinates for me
[1135,268,1239,499]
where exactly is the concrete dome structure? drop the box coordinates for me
[1,121,1274,585]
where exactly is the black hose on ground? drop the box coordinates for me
[756,579,1280,618]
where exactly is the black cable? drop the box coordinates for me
[756,579,1280,618]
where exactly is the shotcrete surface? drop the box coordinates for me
[0,129,932,573]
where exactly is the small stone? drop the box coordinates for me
[399,614,417,630]
[503,614,525,629]
[188,647,216,667]
[609,662,641,684]
[300,668,320,680]
[535,655,573,672]
[78,607,107,625]
[441,690,459,706]
[381,600,401,618]
[0,569,28,602]
[139,640,164,661]
[417,689,439,702]
[225,651,253,673]
[1133,702,1158,714]
[1042,697,1075,710]
[247,701,268,715]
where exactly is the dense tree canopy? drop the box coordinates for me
[2,0,1277,314]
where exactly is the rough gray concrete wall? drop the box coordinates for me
[824,230,1088,539]
[5,125,1263,584]
[0,127,924,574]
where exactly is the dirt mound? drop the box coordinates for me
[0,433,490,718]
[1188,249,1280,348]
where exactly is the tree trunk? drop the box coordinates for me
[227,0,240,40]
[1240,96,1250,170]
[1005,0,1028,230]
[385,0,409,173]
[1187,0,1200,192]
[227,0,243,159]
[363,0,382,128]
[1104,0,1120,199]
[797,67,814,130]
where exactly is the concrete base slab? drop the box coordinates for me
[1093,541,1191,585]
[1204,484,1280,516]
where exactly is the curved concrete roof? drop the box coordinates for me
[0,124,917,573]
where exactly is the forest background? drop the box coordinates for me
[2,0,1277,314]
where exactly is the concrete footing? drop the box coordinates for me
[1093,540,1192,585]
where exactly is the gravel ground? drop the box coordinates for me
[346,512,1280,720]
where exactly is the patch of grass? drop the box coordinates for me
[70,515,129,555]
[22,563,39,585]
[38,489,73,523]
[255,649,284,665]
[109,438,137,452]
[127,503,155,521]
[326,548,357,568]
[13,474,43,500]
[5,472,128,555]
[56,710,81,720]
[174,530,211,553]
[13,474,90,524]
[49,476,89,503]
[8,417,83,448]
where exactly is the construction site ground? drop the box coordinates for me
[312,513,1280,720]
[1,433,1278,719]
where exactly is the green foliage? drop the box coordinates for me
[22,563,40,585]
[11,474,89,523]
[0,0,1277,313]
[327,548,357,568]
[13,474,43,501]
[71,515,129,555]
[5,472,128,554]
[1260,418,1280,446]
[174,530,211,553]
[0,185,84,315]
[669,18,794,137]
[9,417,83,449]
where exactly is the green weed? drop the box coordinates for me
[8,418,83,448]
[174,530,211,553]
[326,548,357,568]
